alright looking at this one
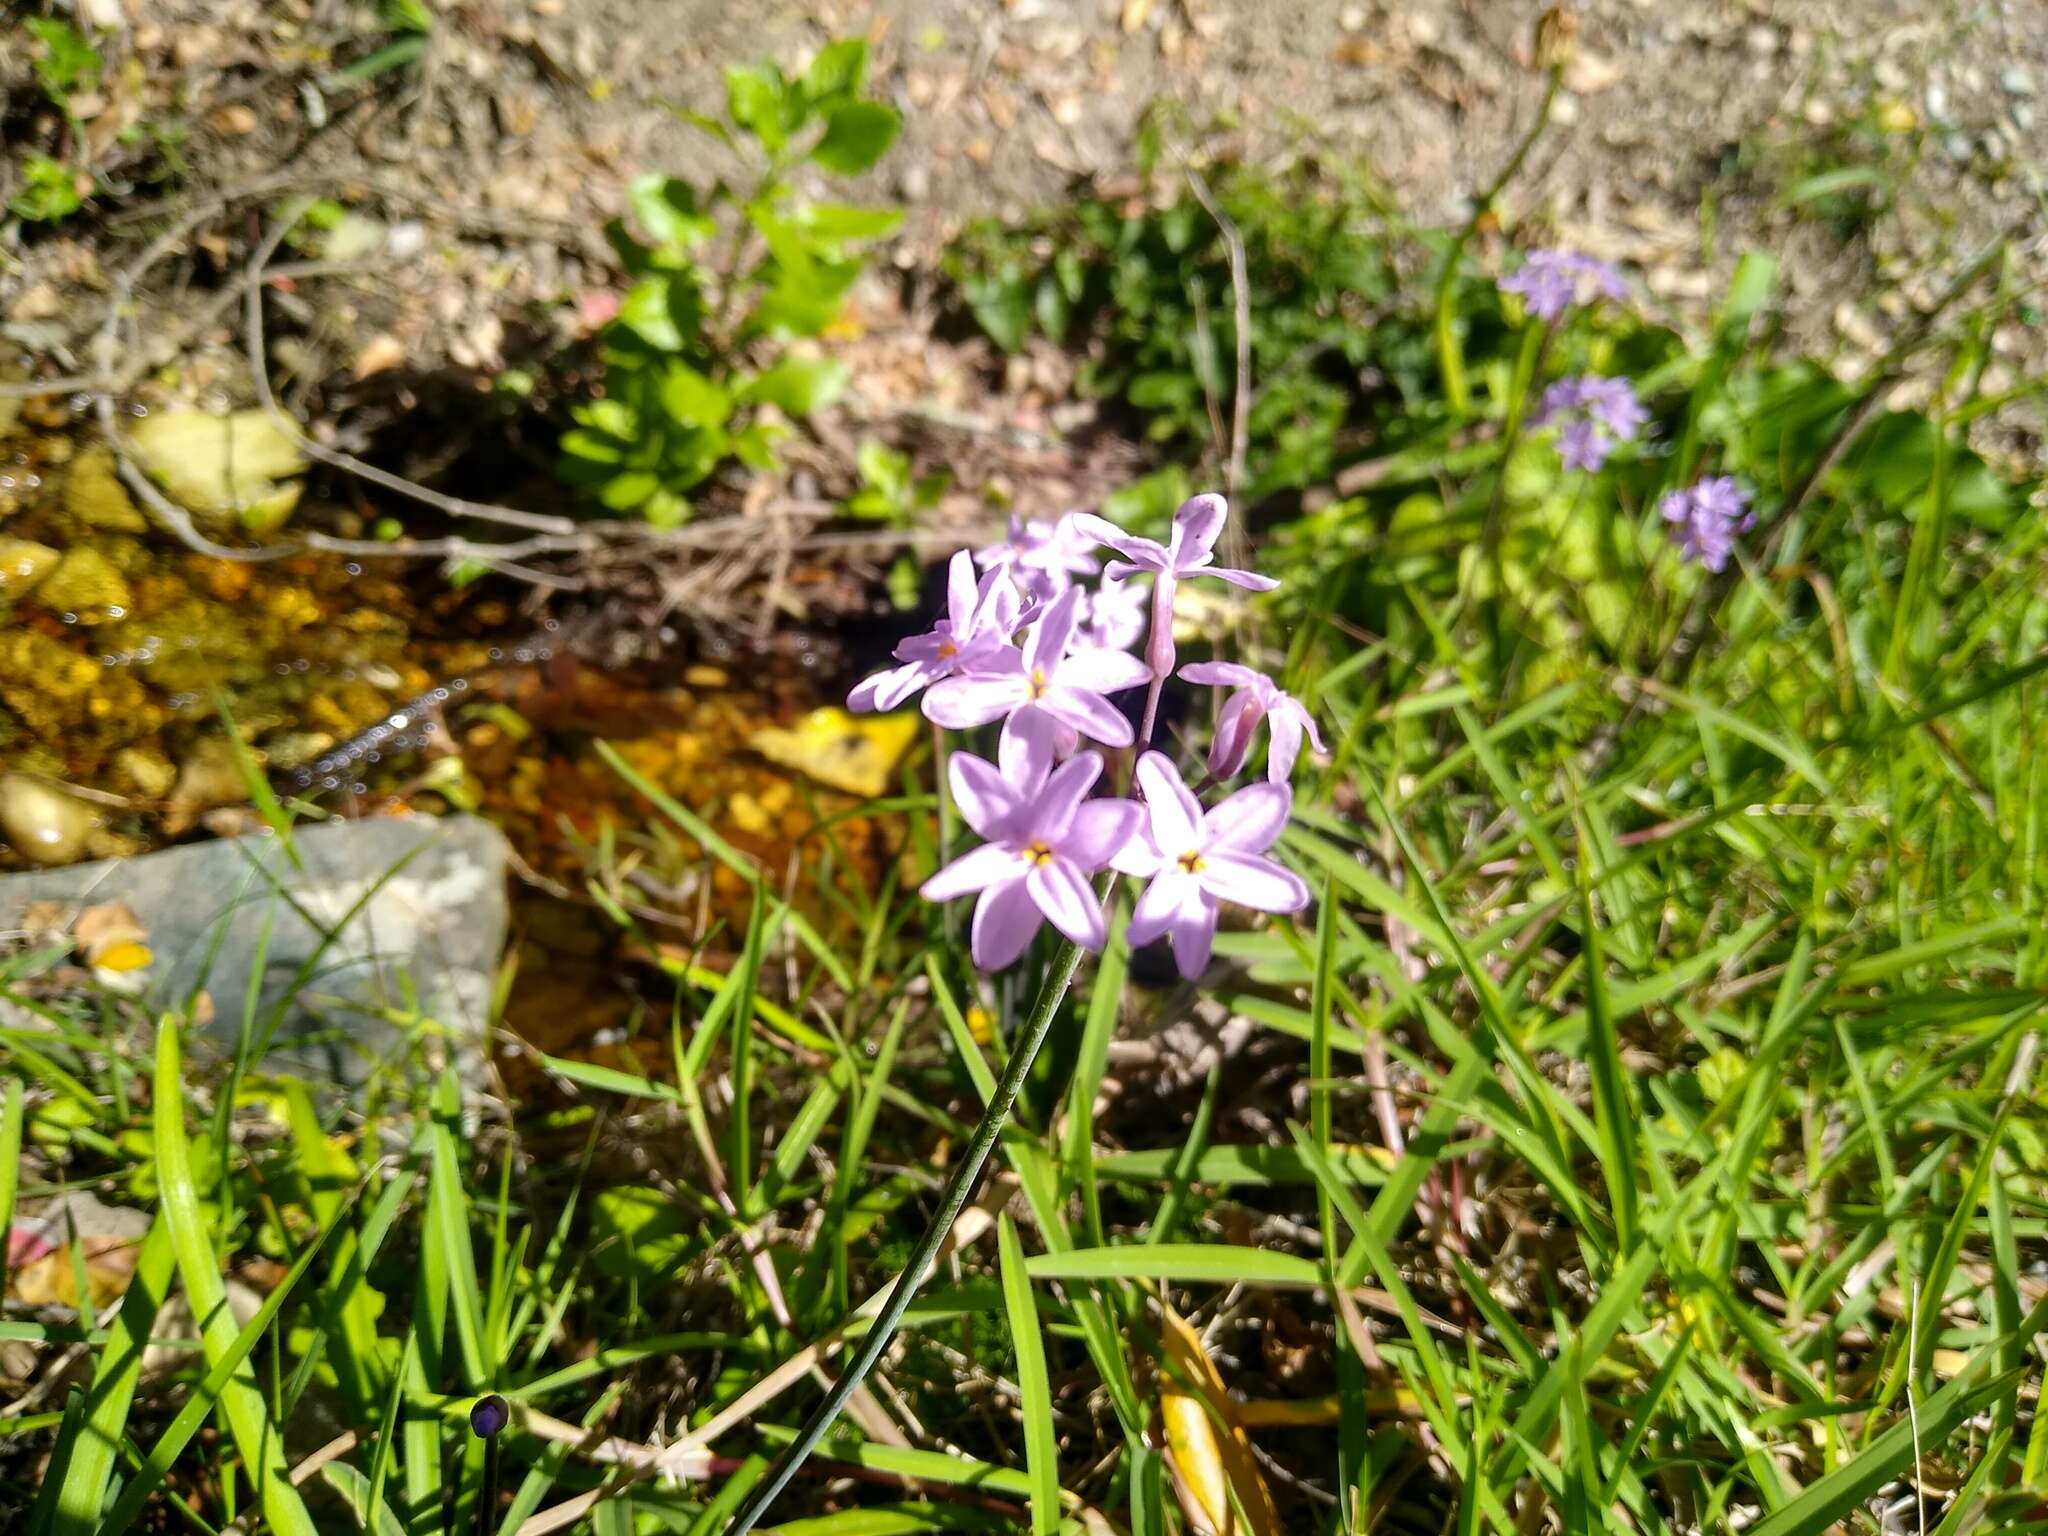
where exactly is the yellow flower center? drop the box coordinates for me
[936,640,959,660]
[1021,840,1055,868]
[1177,850,1207,874]
[1027,667,1049,699]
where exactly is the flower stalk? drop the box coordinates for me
[750,489,1311,1531]
[719,937,1086,1536]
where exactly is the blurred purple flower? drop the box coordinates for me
[1532,374,1649,473]
[849,550,1022,712]
[974,512,1100,605]
[1582,376,1649,439]
[924,585,1152,745]
[1555,420,1606,473]
[1179,660,1326,783]
[1082,573,1149,653]
[1070,494,1279,679]
[922,711,1141,969]
[1501,249,1628,323]
[1660,475,1756,572]
[1112,753,1311,979]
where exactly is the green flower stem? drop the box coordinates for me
[720,936,1088,1536]
[1432,65,1562,417]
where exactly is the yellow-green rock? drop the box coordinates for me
[0,538,59,607]
[0,773,99,866]
[34,546,133,621]
[114,747,178,799]
[163,735,250,835]
[126,408,306,534]
[61,443,150,531]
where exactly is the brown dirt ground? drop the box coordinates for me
[3,0,2043,460]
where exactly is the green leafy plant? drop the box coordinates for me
[947,158,1468,497]
[843,440,947,524]
[560,39,902,526]
[27,18,101,112]
[10,20,101,225]
[10,153,85,223]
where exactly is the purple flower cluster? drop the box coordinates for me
[1660,476,1755,572]
[1532,374,1649,472]
[1500,249,1627,323]
[849,493,1315,977]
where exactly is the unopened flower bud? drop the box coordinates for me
[1534,6,1577,72]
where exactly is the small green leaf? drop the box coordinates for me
[559,427,625,465]
[748,270,856,339]
[642,487,691,528]
[802,38,868,105]
[743,356,849,415]
[964,276,1030,353]
[10,154,83,223]
[731,421,787,471]
[614,277,686,350]
[857,440,909,496]
[659,363,733,428]
[1034,273,1070,343]
[810,101,901,174]
[795,202,904,245]
[663,103,733,145]
[599,470,659,511]
[726,63,792,151]
[627,174,716,252]
[28,18,100,102]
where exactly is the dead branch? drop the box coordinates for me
[243,201,579,540]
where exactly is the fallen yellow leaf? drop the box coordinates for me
[1157,1302,1282,1536]
[748,707,918,799]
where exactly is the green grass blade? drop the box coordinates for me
[47,1220,175,1536]
[319,1461,407,1536]
[997,1214,1061,1535]
[1577,873,1640,1251]
[0,1078,21,1293]
[146,1018,320,1536]
[1747,1359,2028,1536]
[1023,1245,1319,1286]
[595,739,852,989]
[428,1069,489,1389]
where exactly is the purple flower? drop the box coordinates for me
[1660,475,1756,572]
[1069,494,1279,679]
[1556,420,1606,473]
[1581,376,1649,440]
[1532,374,1648,474]
[1081,573,1148,653]
[974,513,1100,606]
[1500,249,1628,323]
[1179,661,1326,783]
[923,585,1152,746]
[922,711,1142,969]
[849,551,1022,712]
[1112,753,1311,980]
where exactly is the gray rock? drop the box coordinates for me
[0,815,510,1088]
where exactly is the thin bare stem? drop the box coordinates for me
[718,938,1089,1535]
